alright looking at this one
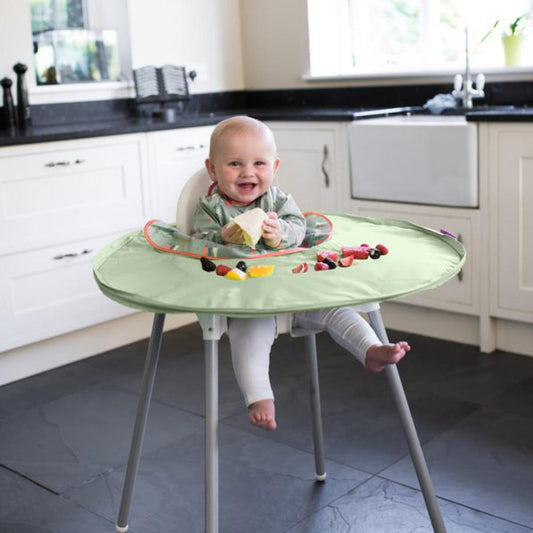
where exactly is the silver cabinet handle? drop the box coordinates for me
[53,248,92,260]
[321,144,330,188]
[44,158,85,167]
[176,143,206,152]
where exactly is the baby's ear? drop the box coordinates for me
[273,158,280,172]
[205,158,217,181]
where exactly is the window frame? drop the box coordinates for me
[305,0,533,83]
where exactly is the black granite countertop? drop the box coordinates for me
[2,82,533,148]
[3,104,533,148]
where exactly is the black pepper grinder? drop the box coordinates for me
[13,62,32,131]
[1,77,17,135]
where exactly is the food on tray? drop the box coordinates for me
[369,248,381,259]
[227,207,268,248]
[316,250,338,262]
[338,256,354,267]
[248,264,275,278]
[341,246,370,259]
[322,257,337,269]
[292,262,309,273]
[201,256,217,272]
[216,264,232,276]
[375,244,389,255]
[236,260,248,272]
[314,262,329,271]
[225,268,248,281]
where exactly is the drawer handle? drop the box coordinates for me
[176,144,206,152]
[53,248,92,260]
[321,144,330,188]
[45,159,86,167]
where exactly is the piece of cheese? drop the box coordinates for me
[228,208,268,248]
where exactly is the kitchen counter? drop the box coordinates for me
[1,103,533,148]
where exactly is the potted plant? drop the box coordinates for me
[482,13,529,66]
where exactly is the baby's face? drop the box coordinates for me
[206,129,279,206]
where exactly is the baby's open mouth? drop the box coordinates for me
[238,183,257,191]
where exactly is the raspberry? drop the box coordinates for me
[375,244,389,255]
[216,264,232,276]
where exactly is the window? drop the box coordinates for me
[307,0,533,78]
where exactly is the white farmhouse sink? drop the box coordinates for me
[348,114,478,207]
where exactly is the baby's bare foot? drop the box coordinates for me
[365,342,411,373]
[248,399,276,430]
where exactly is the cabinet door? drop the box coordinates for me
[267,124,338,212]
[0,135,148,255]
[357,206,478,315]
[0,232,134,351]
[491,127,533,319]
[147,126,214,222]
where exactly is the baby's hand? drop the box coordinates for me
[262,212,282,248]
[221,222,244,244]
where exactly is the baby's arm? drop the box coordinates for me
[264,192,306,249]
[190,200,225,243]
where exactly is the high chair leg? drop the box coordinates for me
[366,309,447,533]
[116,313,166,533]
[304,334,326,481]
[204,332,219,533]
[197,313,226,533]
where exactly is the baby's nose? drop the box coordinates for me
[240,163,255,175]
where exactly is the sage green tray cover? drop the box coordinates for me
[93,213,465,317]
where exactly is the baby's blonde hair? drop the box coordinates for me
[209,116,277,158]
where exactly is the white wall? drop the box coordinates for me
[128,0,244,93]
[239,0,311,90]
[0,0,244,104]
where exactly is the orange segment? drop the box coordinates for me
[248,264,275,278]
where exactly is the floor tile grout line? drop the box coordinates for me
[0,463,60,495]
[373,473,533,531]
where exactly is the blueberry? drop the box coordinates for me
[323,257,337,269]
[369,248,381,259]
[236,261,248,272]
[200,256,216,272]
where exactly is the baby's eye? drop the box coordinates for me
[254,160,266,166]
[228,161,240,167]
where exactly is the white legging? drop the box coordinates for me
[227,307,380,406]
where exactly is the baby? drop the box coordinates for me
[192,116,410,430]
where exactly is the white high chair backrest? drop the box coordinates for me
[175,168,212,234]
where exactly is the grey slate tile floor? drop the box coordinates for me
[1,322,533,532]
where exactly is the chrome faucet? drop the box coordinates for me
[451,26,485,108]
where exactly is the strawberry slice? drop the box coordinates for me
[292,262,309,274]
[341,246,369,259]
[338,255,354,267]
[314,262,329,271]
[316,250,339,262]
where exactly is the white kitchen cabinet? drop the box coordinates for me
[267,122,343,212]
[0,134,149,256]
[0,134,149,351]
[352,202,480,315]
[487,123,533,322]
[147,126,214,222]
[0,232,137,352]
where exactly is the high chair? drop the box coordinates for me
[114,169,447,533]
